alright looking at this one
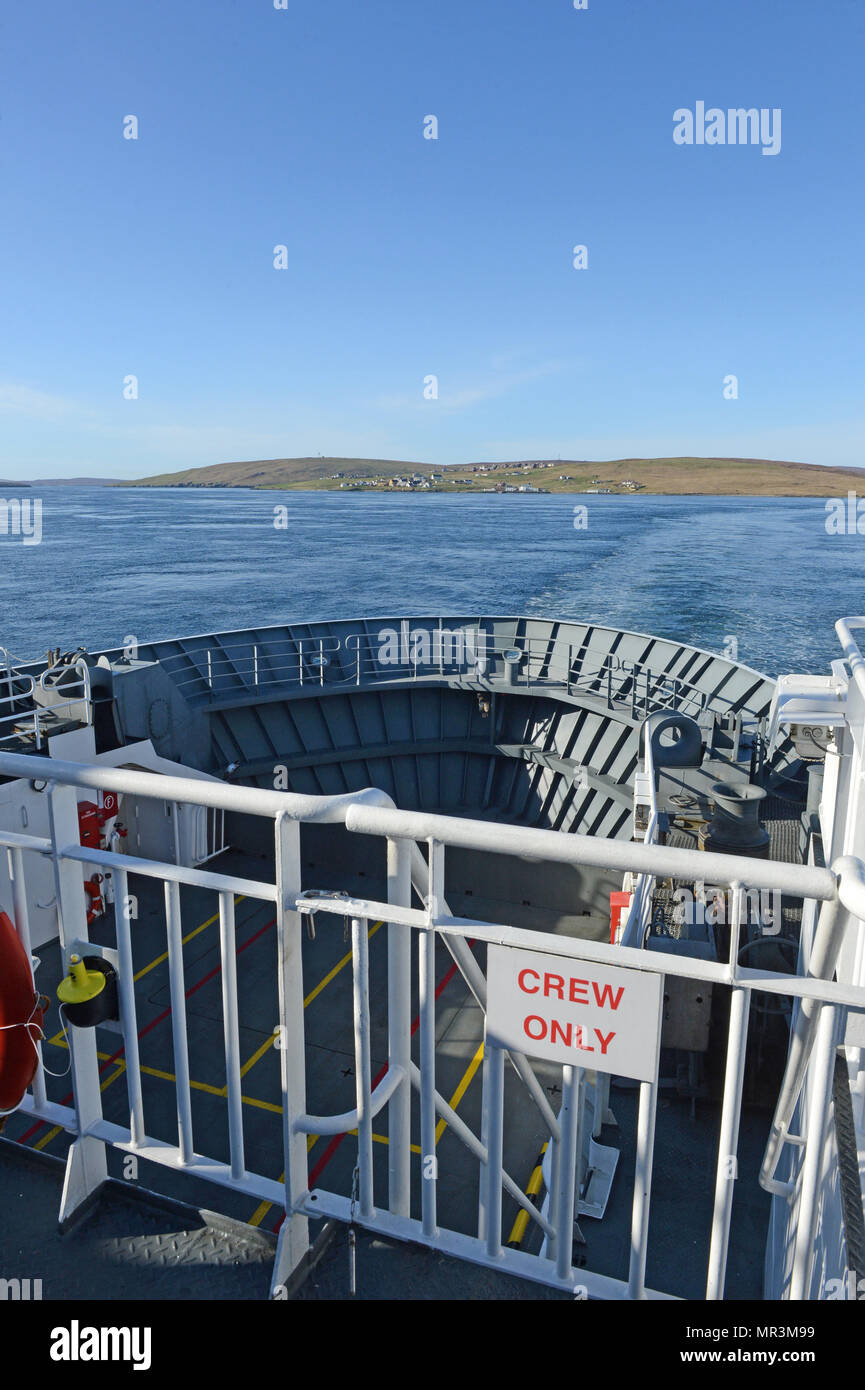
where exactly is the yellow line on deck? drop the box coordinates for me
[243,920,384,1225]
[34,905,370,1157]
[435,1040,485,1145]
[33,1062,129,1151]
[46,895,248,1048]
[237,921,383,1083]
[132,895,247,983]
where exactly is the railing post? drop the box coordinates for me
[9,845,46,1109]
[705,985,751,1298]
[477,1042,491,1241]
[47,781,108,1224]
[271,810,310,1297]
[2,649,13,714]
[789,1003,841,1300]
[483,1039,505,1259]
[628,1075,659,1299]
[218,889,246,1181]
[352,916,375,1220]
[165,880,194,1163]
[554,1065,582,1281]
[387,837,412,1218]
[420,839,445,1238]
[113,866,145,1147]
[419,920,437,1236]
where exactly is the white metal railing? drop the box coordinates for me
[757,616,865,1296]
[153,627,759,723]
[619,716,663,950]
[0,653,92,750]
[0,746,861,1302]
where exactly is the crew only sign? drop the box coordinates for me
[486,945,663,1084]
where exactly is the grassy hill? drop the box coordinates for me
[126,457,423,488]
[122,455,865,497]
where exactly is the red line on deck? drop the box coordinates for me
[275,948,470,1231]
[17,915,276,1145]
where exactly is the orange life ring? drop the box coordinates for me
[0,910,44,1116]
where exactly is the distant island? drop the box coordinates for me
[0,477,122,487]
[119,455,865,497]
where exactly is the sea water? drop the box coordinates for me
[0,487,861,677]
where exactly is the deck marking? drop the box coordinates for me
[18,906,273,1146]
[251,1135,423,1229]
[274,948,472,1231]
[132,894,248,983]
[28,916,383,1185]
[303,922,383,1009]
[434,1040,485,1146]
[45,895,249,1048]
[242,922,384,1223]
[33,1063,128,1150]
[236,921,383,1084]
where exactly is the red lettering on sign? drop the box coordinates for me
[521,1015,610,1056]
[592,981,624,1010]
[544,973,564,1000]
[568,977,589,1005]
[518,968,540,994]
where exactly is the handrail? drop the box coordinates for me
[757,623,865,1207]
[0,748,836,900]
[153,628,754,723]
[0,658,93,748]
[0,747,572,1276]
[759,879,849,1197]
[619,715,661,949]
[293,1063,406,1136]
[835,616,865,704]
[1,743,860,1302]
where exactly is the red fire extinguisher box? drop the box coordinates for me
[77,801,100,849]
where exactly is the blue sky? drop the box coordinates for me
[1,0,863,478]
